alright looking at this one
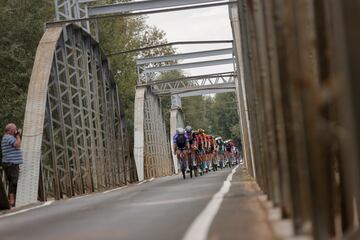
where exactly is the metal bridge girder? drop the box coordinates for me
[148,72,236,95]
[143,58,234,74]
[174,86,236,97]
[136,48,233,65]
[16,24,135,207]
[54,0,90,32]
[88,0,227,16]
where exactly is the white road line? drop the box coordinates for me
[137,180,148,185]
[69,194,91,200]
[102,186,128,194]
[137,181,144,185]
[182,165,239,240]
[0,200,54,219]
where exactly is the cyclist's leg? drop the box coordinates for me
[178,150,186,179]
[219,152,224,169]
[213,152,218,171]
[181,157,186,179]
[186,150,193,178]
[191,148,197,177]
[200,150,205,175]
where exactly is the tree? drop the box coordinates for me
[182,92,241,145]
[0,0,54,130]
[156,70,185,131]
[97,11,175,135]
[0,0,174,137]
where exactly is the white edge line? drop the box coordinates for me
[70,194,91,200]
[102,186,128,194]
[0,200,54,219]
[137,180,148,185]
[182,165,239,240]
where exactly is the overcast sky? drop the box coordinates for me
[144,4,234,76]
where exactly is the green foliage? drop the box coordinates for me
[97,9,175,134]
[155,71,242,146]
[0,0,241,148]
[182,93,242,145]
[156,70,185,130]
[0,0,54,131]
[0,0,174,136]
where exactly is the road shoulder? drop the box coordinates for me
[208,167,277,240]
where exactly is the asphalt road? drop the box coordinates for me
[0,168,241,240]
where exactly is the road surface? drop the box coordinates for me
[0,166,274,240]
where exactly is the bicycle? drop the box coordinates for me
[178,149,187,179]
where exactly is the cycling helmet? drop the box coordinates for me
[176,128,185,135]
[185,126,192,133]
[198,128,205,134]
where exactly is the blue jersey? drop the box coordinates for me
[173,133,189,148]
[1,134,23,164]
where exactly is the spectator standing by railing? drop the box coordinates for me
[1,123,23,208]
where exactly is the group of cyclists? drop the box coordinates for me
[173,126,242,179]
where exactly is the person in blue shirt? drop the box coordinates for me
[1,123,23,207]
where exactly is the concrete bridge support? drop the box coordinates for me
[134,86,173,181]
[169,95,185,174]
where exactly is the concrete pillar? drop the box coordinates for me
[133,86,146,181]
[134,87,173,181]
[170,97,185,174]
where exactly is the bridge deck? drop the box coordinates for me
[0,166,275,240]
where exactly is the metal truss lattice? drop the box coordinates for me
[55,0,90,32]
[17,24,136,206]
[147,72,236,95]
[134,87,173,181]
[144,90,173,179]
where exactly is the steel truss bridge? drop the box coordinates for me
[4,0,360,239]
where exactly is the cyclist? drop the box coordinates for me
[215,137,225,169]
[224,140,231,167]
[206,135,214,172]
[203,134,211,173]
[185,126,196,177]
[211,136,218,171]
[173,128,190,179]
[196,128,206,175]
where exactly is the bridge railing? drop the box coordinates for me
[230,0,360,239]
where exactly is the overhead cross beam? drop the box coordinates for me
[145,72,236,86]
[136,46,235,83]
[88,0,228,16]
[48,1,236,26]
[143,58,234,74]
[174,85,236,97]
[144,72,236,95]
[137,48,233,65]
[108,40,233,57]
